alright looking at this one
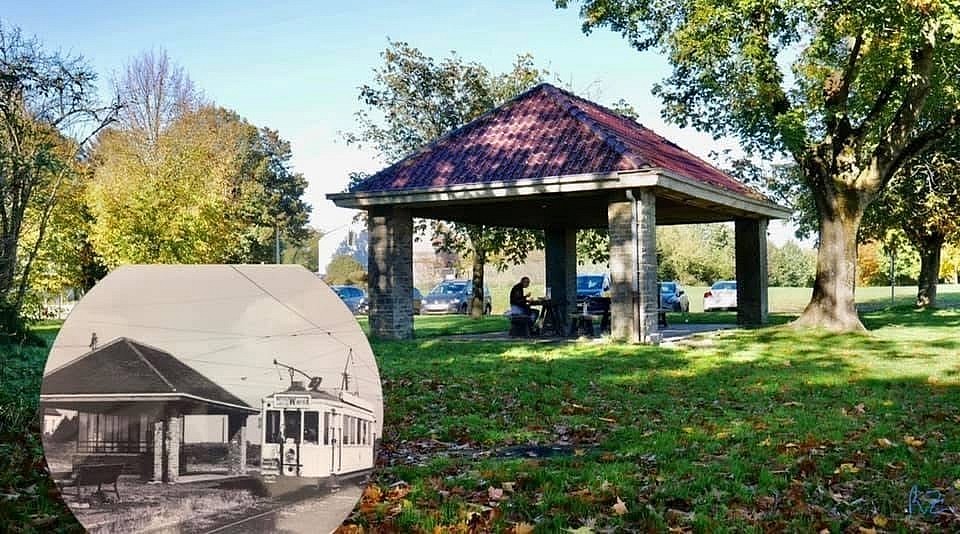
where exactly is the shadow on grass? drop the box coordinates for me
[366,313,960,531]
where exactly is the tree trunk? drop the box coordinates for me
[794,182,867,332]
[915,234,944,309]
[469,250,485,319]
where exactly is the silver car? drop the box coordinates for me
[703,280,737,311]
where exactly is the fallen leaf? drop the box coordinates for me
[514,522,535,534]
[903,435,925,448]
[611,496,628,516]
[873,515,888,527]
[600,480,613,492]
[858,528,877,534]
[876,438,894,448]
[502,482,516,493]
[759,437,772,447]
[835,463,860,474]
[573,448,586,457]
[488,486,504,501]
[782,401,804,407]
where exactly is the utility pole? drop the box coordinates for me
[275,221,281,264]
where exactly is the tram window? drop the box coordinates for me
[265,410,281,444]
[360,420,365,445]
[344,416,352,445]
[323,412,330,445]
[283,410,302,443]
[303,411,319,444]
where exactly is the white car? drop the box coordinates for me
[703,280,737,311]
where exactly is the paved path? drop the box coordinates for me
[440,323,736,344]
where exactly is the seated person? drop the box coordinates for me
[509,276,539,323]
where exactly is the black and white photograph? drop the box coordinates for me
[39,264,382,533]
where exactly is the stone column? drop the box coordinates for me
[367,207,414,340]
[227,414,248,476]
[735,218,769,325]
[151,419,164,483]
[635,190,659,343]
[545,227,577,334]
[607,190,658,343]
[163,414,181,483]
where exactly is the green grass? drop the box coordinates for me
[7,294,960,532]
[0,321,80,532]
[350,306,960,532]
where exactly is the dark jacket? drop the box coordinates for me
[510,282,529,310]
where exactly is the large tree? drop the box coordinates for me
[88,105,310,265]
[0,22,117,333]
[862,135,960,307]
[558,0,960,331]
[344,41,549,317]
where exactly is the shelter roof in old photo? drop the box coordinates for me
[43,337,252,410]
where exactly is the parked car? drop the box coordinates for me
[659,281,690,312]
[576,273,611,314]
[356,287,422,315]
[422,280,492,315]
[332,285,366,314]
[703,280,737,311]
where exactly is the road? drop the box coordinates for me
[199,480,363,534]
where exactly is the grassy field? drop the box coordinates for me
[5,291,960,532]
[345,305,960,532]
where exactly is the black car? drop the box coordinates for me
[422,280,492,315]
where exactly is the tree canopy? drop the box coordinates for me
[0,22,117,339]
[345,41,549,316]
[559,0,960,331]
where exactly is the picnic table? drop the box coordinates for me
[70,463,123,501]
[530,297,566,337]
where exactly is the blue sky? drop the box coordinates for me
[7,1,804,265]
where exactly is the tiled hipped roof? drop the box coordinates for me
[350,83,760,198]
[41,337,252,409]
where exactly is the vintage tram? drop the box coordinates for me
[260,380,376,479]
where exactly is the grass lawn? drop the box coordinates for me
[347,307,960,532]
[5,299,960,532]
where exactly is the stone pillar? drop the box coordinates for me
[227,414,248,476]
[607,190,658,343]
[735,218,769,325]
[163,414,181,483]
[635,190,659,343]
[545,227,577,334]
[367,207,414,340]
[151,419,164,483]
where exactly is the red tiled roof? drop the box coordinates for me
[350,83,760,199]
[41,337,252,409]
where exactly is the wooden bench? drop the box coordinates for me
[72,463,123,501]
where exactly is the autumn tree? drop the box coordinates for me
[88,105,310,266]
[559,0,960,331]
[344,41,549,317]
[325,255,366,285]
[0,23,117,338]
[114,49,202,147]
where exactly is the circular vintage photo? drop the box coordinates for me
[39,264,382,533]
